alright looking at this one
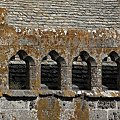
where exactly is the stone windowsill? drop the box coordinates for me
[3,90,38,97]
[2,89,120,98]
[75,90,120,97]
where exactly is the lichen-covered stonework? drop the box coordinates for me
[0,1,119,119]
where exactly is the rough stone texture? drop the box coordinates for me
[0,0,119,119]
[89,110,107,120]
[108,110,120,120]
[97,100,116,109]
[117,101,120,109]
[0,0,119,29]
[88,101,97,109]
[37,97,60,120]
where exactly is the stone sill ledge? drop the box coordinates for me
[3,90,38,97]
[1,90,120,98]
[76,90,120,97]
[39,90,120,98]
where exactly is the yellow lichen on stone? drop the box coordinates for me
[70,101,89,120]
[37,98,60,120]
[0,8,7,25]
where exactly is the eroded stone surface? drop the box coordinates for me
[97,100,116,109]
[89,110,107,120]
[0,1,119,120]
[108,110,120,120]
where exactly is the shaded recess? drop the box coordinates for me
[9,50,35,90]
[102,51,120,90]
[41,50,65,90]
[72,51,96,90]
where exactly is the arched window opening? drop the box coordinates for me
[41,55,60,90]
[9,50,35,90]
[9,54,29,89]
[17,50,27,59]
[72,55,91,90]
[102,56,118,90]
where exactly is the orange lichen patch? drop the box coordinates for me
[0,8,7,25]
[0,8,7,14]
[37,99,48,120]
[37,98,60,120]
[41,38,66,50]
[0,45,9,52]
[93,28,119,46]
[23,34,38,44]
[18,45,39,58]
[40,29,66,42]
[40,31,54,40]
[41,48,65,59]
[28,47,39,58]
[62,90,75,97]
[0,67,7,74]
[0,89,3,96]
[103,48,119,53]
[0,91,2,96]
[96,48,102,56]
[40,30,65,41]
[31,80,39,90]
[71,101,89,120]
[0,25,18,45]
[67,29,77,40]
[0,55,7,62]
[10,46,19,54]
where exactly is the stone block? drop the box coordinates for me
[88,101,97,110]
[108,110,120,120]
[0,113,6,120]
[60,101,75,109]
[1,110,37,120]
[117,101,120,109]
[60,109,75,120]
[89,110,107,120]
[97,100,116,109]
[1,98,29,109]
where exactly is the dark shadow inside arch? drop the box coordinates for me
[72,51,96,90]
[9,50,35,90]
[24,56,35,65]
[79,51,90,61]
[109,51,119,62]
[102,51,119,90]
[17,50,28,59]
[41,50,65,90]
[48,50,59,61]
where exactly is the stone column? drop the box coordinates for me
[61,65,72,91]
[30,64,37,89]
[117,61,120,90]
[91,63,102,90]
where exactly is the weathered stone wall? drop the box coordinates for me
[1,96,120,120]
[0,0,119,29]
[0,1,120,119]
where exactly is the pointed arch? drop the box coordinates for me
[41,50,66,90]
[108,51,119,62]
[17,50,27,59]
[9,50,36,90]
[102,51,119,90]
[79,51,90,61]
[24,55,35,66]
[48,50,59,61]
[72,51,96,90]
